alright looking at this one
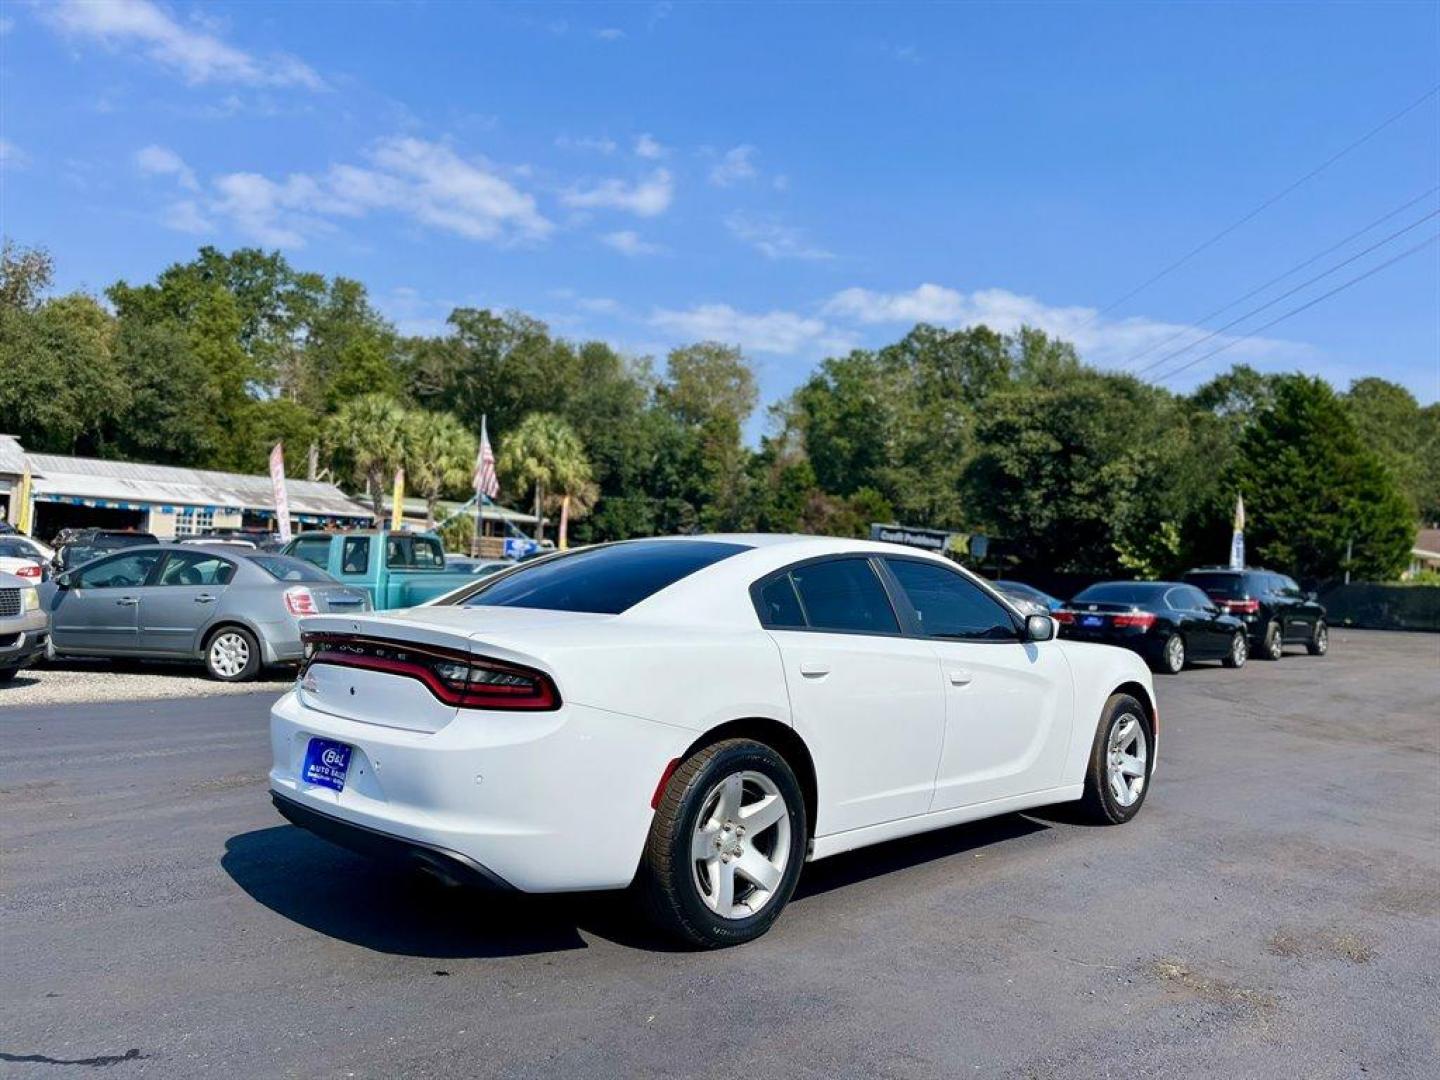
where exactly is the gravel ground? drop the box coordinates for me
[0,659,293,707]
[1,628,1436,1078]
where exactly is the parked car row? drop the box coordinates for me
[995,566,1328,675]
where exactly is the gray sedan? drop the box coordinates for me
[44,545,370,682]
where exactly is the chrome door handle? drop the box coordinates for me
[948,668,974,686]
[799,661,831,678]
[115,597,139,606]
[194,594,217,604]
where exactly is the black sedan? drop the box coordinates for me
[1057,581,1249,675]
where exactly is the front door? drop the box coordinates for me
[761,557,946,836]
[880,557,1073,811]
[138,550,237,655]
[52,550,164,653]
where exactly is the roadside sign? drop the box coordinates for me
[869,523,951,552]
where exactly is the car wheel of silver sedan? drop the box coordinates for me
[639,738,807,948]
[205,626,260,682]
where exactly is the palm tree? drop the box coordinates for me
[405,412,477,527]
[326,393,408,522]
[499,412,593,548]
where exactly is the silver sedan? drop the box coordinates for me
[44,545,371,681]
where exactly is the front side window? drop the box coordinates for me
[787,558,899,635]
[341,537,371,575]
[157,552,235,587]
[460,539,748,615]
[76,551,162,589]
[885,558,1016,640]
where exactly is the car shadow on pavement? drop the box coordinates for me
[793,813,1050,900]
[221,826,685,958]
[225,813,1052,958]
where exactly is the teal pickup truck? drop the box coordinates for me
[282,530,478,610]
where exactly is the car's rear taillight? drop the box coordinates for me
[1111,611,1157,630]
[1221,598,1260,615]
[15,563,41,579]
[1052,609,1075,624]
[284,587,319,616]
[300,633,560,711]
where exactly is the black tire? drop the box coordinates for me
[1222,630,1248,669]
[1153,633,1186,675]
[0,667,18,683]
[1260,620,1284,661]
[1077,693,1153,825]
[203,625,261,682]
[637,738,807,949]
[1307,619,1329,657]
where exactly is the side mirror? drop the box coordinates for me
[1304,591,1318,602]
[1024,613,1056,642]
[56,572,73,589]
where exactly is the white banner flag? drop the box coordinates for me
[270,442,292,543]
[1228,494,1245,570]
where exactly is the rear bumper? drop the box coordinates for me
[268,688,691,892]
[1060,630,1162,662]
[270,790,516,890]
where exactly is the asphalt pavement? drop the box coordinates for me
[1,629,1436,1078]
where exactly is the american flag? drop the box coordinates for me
[473,416,499,500]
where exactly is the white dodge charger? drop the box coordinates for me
[269,535,1157,947]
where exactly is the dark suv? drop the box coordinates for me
[1181,567,1328,660]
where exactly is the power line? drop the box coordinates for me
[1083,83,1440,326]
[1132,206,1440,378]
[1149,231,1440,386]
[1117,184,1440,370]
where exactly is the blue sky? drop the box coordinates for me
[3,0,1437,428]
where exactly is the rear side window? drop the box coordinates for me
[788,559,899,635]
[291,537,331,570]
[248,555,332,583]
[756,575,807,629]
[885,558,1016,640]
[461,540,748,615]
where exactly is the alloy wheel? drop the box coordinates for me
[690,770,792,920]
[1106,712,1148,808]
[1165,635,1185,673]
[1231,633,1248,666]
[209,632,250,678]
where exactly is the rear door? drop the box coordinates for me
[881,556,1073,811]
[52,550,164,653]
[759,556,946,835]
[138,550,237,655]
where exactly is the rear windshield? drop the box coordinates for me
[1072,582,1169,605]
[1183,572,1246,598]
[459,540,748,615]
[386,534,445,570]
[0,539,41,558]
[247,554,334,583]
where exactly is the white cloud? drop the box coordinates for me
[709,145,757,187]
[42,0,324,89]
[162,199,213,234]
[134,143,197,190]
[725,213,832,261]
[595,27,625,41]
[634,133,665,159]
[649,303,829,355]
[0,138,29,171]
[165,136,551,249]
[562,168,673,217]
[555,134,617,155]
[823,283,1308,368]
[602,230,665,257]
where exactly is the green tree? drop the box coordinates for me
[1228,375,1414,580]
[404,411,477,527]
[1343,377,1428,517]
[326,393,409,520]
[498,413,593,547]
